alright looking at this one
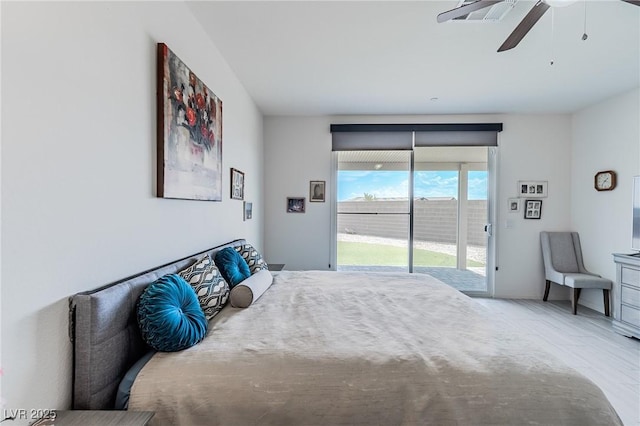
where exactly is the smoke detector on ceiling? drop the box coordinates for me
[453,0,517,21]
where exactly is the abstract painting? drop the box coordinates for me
[157,43,223,201]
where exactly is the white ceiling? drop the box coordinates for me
[187,0,640,116]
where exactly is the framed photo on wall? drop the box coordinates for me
[286,197,305,213]
[508,198,520,213]
[230,168,244,200]
[243,201,252,221]
[524,199,542,219]
[518,180,548,198]
[309,181,326,202]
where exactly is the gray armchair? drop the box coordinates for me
[540,232,611,316]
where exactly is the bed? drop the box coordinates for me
[69,239,621,425]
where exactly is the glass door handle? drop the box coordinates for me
[484,223,493,236]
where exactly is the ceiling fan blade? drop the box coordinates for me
[620,0,640,6]
[498,1,550,52]
[437,0,504,23]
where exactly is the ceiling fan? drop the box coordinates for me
[437,0,640,52]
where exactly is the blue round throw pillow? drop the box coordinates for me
[137,274,208,352]
[214,247,251,288]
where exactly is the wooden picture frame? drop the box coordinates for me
[518,180,548,198]
[156,43,223,201]
[230,168,244,200]
[286,197,305,213]
[524,199,542,219]
[309,180,326,202]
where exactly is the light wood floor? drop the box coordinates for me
[474,298,640,425]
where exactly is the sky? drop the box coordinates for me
[338,170,487,201]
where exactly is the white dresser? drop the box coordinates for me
[613,253,640,339]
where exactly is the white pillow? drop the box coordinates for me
[229,269,273,308]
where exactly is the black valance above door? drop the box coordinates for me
[330,123,503,150]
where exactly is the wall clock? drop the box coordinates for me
[594,170,617,192]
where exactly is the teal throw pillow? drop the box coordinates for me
[137,274,208,352]
[214,247,251,288]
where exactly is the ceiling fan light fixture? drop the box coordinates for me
[439,0,640,53]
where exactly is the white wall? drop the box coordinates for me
[264,117,332,269]
[1,1,263,417]
[264,114,573,299]
[571,88,640,313]
[496,115,574,298]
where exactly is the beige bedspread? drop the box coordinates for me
[129,271,620,425]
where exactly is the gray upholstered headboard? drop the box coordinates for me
[68,239,246,410]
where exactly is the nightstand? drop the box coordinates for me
[268,263,285,271]
[31,411,154,426]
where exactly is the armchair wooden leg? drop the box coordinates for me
[572,288,581,315]
[603,289,610,317]
[543,280,551,301]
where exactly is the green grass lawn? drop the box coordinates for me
[338,241,484,267]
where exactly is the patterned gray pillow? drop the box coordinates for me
[178,254,229,320]
[234,243,268,275]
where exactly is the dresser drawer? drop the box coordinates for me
[621,285,640,308]
[621,304,640,327]
[621,266,640,287]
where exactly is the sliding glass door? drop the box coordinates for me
[335,146,491,294]
[336,151,411,272]
[413,147,488,292]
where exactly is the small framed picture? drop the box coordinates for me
[230,168,244,200]
[508,198,520,213]
[286,197,305,213]
[243,201,252,221]
[309,180,326,202]
[518,180,547,198]
[524,199,542,219]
